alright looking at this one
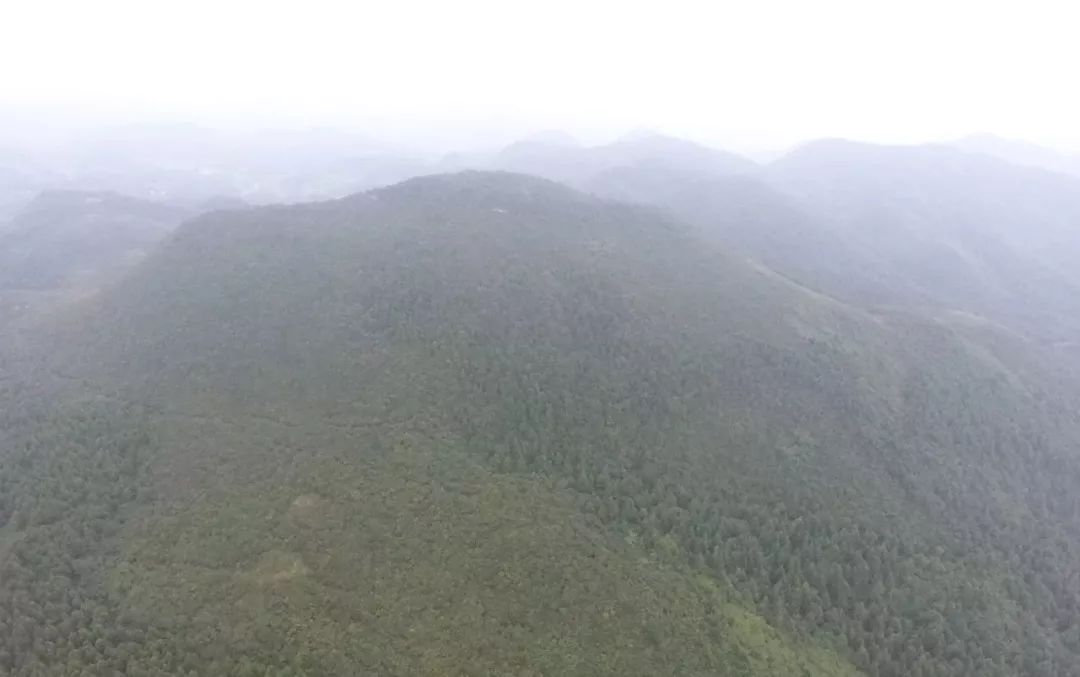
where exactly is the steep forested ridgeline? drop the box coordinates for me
[3,171,1080,675]
[583,167,873,307]
[763,140,1080,342]
[587,141,1080,346]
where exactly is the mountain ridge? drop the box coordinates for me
[4,169,1080,676]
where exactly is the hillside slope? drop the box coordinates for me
[589,140,1080,346]
[4,172,1080,675]
[764,140,1080,341]
[0,190,190,290]
[0,397,861,676]
[583,167,867,300]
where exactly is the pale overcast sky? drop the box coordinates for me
[2,0,1078,152]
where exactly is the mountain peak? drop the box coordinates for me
[365,170,588,207]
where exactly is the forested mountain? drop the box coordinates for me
[763,140,1080,340]
[588,140,1080,345]
[0,191,190,291]
[486,132,758,186]
[2,170,1079,675]
[0,190,195,386]
[583,167,865,303]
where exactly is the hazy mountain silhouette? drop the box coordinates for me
[587,137,1080,344]
[952,133,1080,178]
[488,132,757,185]
[762,139,1080,341]
[0,190,191,290]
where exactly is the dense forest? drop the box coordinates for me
[1,160,1080,676]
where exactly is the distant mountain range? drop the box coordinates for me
[487,131,758,184]
[951,133,1080,178]
[584,137,1080,343]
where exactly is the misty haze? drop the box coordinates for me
[2,2,1080,676]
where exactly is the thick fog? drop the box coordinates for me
[3,0,1079,155]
